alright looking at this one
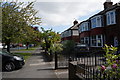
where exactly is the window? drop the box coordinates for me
[78,22,89,33]
[80,38,84,44]
[84,37,89,45]
[72,30,79,36]
[91,15,102,29]
[91,35,103,47]
[64,31,68,37]
[68,30,71,36]
[80,37,89,45]
[106,10,116,25]
[64,30,71,37]
[91,36,96,46]
[91,18,96,28]
[61,33,64,38]
[97,35,102,46]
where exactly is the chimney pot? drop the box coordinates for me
[104,0,113,9]
[73,20,78,25]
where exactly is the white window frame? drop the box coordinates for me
[61,33,64,38]
[80,38,84,44]
[106,10,116,25]
[91,15,102,29]
[84,37,89,45]
[91,36,96,46]
[80,37,89,45]
[90,35,103,47]
[68,30,71,37]
[78,27,81,33]
[72,30,79,36]
[79,22,89,33]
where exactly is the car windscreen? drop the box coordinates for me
[0,51,11,55]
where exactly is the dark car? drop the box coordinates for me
[75,43,89,51]
[0,50,25,71]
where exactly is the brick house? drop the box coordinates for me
[78,0,120,50]
[61,20,79,43]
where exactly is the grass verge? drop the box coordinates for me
[13,53,32,60]
[17,47,37,51]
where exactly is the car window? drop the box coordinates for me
[0,51,11,55]
[0,51,2,54]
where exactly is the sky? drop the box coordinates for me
[17,0,119,33]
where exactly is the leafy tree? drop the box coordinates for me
[1,1,41,52]
[49,43,63,54]
[49,43,63,69]
[20,26,41,49]
[40,27,61,53]
[40,27,61,63]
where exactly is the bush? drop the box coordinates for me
[97,44,120,79]
[62,40,75,56]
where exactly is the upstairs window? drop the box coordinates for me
[78,22,89,33]
[61,33,64,38]
[106,10,116,25]
[91,15,102,29]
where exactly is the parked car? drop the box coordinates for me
[0,50,25,71]
[0,43,3,48]
[75,43,89,51]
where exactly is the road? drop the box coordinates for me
[2,47,59,79]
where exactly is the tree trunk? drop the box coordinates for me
[26,42,29,49]
[6,39,11,52]
[55,52,58,70]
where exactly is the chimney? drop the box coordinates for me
[73,20,78,25]
[104,0,113,9]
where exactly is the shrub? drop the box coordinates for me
[97,44,120,79]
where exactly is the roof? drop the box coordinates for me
[89,2,120,19]
[68,23,79,30]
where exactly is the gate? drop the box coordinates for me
[57,53,69,68]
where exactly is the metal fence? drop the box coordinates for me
[75,50,106,80]
[57,53,69,68]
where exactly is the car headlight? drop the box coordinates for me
[13,56,22,60]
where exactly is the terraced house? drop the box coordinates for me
[61,20,79,43]
[78,0,120,50]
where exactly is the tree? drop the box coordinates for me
[49,43,63,69]
[20,26,41,49]
[40,27,61,63]
[40,27,61,53]
[1,1,41,52]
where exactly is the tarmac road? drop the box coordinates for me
[2,47,58,79]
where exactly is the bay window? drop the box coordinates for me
[78,22,89,33]
[91,15,102,28]
[106,10,116,25]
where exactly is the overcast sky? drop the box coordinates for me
[18,0,119,33]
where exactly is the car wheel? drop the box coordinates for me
[4,62,15,71]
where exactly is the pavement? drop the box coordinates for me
[2,47,68,80]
